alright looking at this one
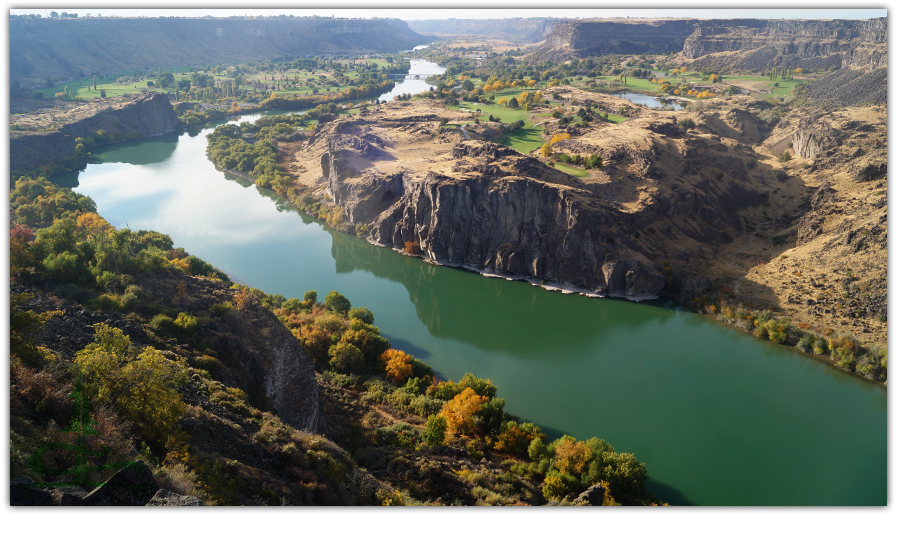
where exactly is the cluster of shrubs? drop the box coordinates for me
[711,304,886,380]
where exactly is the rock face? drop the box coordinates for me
[81,461,159,506]
[791,113,844,160]
[541,19,697,58]
[10,93,178,172]
[367,168,665,299]
[11,17,427,85]
[680,18,887,72]
[573,482,608,505]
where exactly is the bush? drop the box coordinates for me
[324,291,352,316]
[150,314,177,337]
[209,302,234,318]
[678,118,696,130]
[423,415,448,447]
[348,307,374,325]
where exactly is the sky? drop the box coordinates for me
[7,1,888,21]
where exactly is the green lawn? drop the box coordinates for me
[605,114,628,124]
[496,127,544,155]
[553,163,590,178]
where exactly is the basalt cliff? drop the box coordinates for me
[286,99,783,301]
[10,93,178,173]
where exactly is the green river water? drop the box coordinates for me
[56,114,886,506]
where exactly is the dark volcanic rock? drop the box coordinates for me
[573,482,607,506]
[49,485,88,506]
[81,461,159,506]
[10,476,53,506]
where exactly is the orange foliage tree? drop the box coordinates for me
[554,437,593,476]
[381,349,413,384]
[440,387,487,436]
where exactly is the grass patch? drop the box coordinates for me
[604,114,628,124]
[496,126,544,154]
[553,163,590,178]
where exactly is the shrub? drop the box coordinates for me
[348,307,374,325]
[209,302,234,318]
[150,314,177,337]
[324,291,352,316]
[678,118,696,130]
[328,340,364,374]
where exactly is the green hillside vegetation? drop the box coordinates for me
[10,175,665,505]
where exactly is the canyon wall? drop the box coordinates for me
[10,93,178,172]
[10,17,428,85]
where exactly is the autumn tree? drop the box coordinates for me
[233,286,252,314]
[381,349,413,384]
[74,324,187,442]
[441,387,487,436]
[554,436,593,476]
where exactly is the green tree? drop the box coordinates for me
[348,307,374,325]
[324,290,351,316]
[423,415,448,447]
[156,73,175,89]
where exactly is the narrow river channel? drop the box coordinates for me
[54,64,886,505]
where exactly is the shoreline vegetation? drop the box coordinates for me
[9,174,662,506]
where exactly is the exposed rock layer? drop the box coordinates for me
[10,93,178,172]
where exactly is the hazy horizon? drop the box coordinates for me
[9,8,887,21]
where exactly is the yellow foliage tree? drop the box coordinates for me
[381,348,413,384]
[75,324,187,441]
[554,437,593,476]
[498,97,508,106]
[75,212,113,240]
[547,80,560,88]
[526,79,537,88]
[440,387,487,435]
[520,91,529,103]
[532,91,543,103]
[540,143,552,157]
[549,133,570,145]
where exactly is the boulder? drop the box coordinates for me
[10,475,52,506]
[81,461,159,506]
[573,483,607,506]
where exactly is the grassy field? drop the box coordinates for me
[497,127,544,154]
[553,163,590,178]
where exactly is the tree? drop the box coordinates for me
[302,290,317,309]
[348,307,374,325]
[324,290,351,316]
[423,415,447,447]
[540,143,552,158]
[553,436,593,476]
[92,75,96,90]
[50,11,58,18]
[74,324,187,441]
[440,387,487,436]
[100,89,106,98]
[328,340,364,374]
[381,348,413,384]
[508,97,519,108]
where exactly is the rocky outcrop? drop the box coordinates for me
[540,19,697,59]
[81,461,159,506]
[573,482,608,505]
[680,18,887,72]
[10,93,178,172]
[364,143,666,300]
[791,112,843,160]
[11,17,427,85]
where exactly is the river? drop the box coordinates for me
[56,65,886,506]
